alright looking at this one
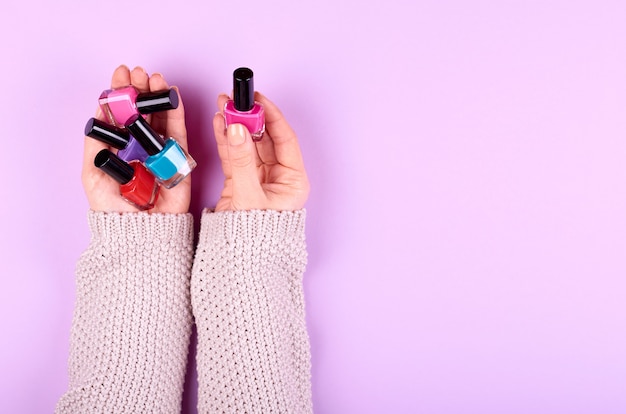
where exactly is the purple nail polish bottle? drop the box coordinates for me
[85,118,150,163]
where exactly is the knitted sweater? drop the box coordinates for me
[56,209,312,414]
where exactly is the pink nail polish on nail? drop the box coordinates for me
[223,67,265,141]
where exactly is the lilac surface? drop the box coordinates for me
[1,1,626,413]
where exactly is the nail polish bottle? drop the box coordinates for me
[223,67,265,141]
[84,118,149,163]
[125,114,196,189]
[94,149,160,210]
[99,86,179,126]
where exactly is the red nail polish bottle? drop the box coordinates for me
[94,149,160,210]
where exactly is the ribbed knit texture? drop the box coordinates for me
[191,209,312,414]
[56,211,195,414]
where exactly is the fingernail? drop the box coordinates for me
[227,124,246,146]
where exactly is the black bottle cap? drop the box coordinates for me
[136,88,179,114]
[233,67,255,111]
[125,114,165,155]
[94,149,134,185]
[84,118,130,149]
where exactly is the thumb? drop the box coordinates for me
[226,123,262,194]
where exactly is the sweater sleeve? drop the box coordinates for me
[56,211,195,414]
[191,209,312,414]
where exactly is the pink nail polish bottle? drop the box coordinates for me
[99,86,179,127]
[223,67,265,141]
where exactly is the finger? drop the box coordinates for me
[213,106,259,181]
[148,72,169,94]
[217,93,229,113]
[212,110,262,176]
[224,123,263,199]
[130,66,150,92]
[148,75,188,151]
[146,72,170,136]
[129,67,151,126]
[255,91,306,171]
[213,111,231,177]
[254,128,277,165]
[215,93,263,176]
[110,64,131,89]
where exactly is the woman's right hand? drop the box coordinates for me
[212,92,310,212]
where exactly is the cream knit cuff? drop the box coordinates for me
[56,211,195,414]
[191,209,312,413]
[87,210,195,245]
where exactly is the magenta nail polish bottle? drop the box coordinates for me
[84,118,149,163]
[223,67,265,141]
[99,86,179,126]
[94,149,160,210]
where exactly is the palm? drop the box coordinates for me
[83,165,137,212]
[82,66,190,214]
[216,163,308,211]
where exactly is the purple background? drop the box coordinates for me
[1,0,626,412]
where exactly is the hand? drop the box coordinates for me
[213,92,310,212]
[82,65,191,214]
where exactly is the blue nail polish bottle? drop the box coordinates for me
[125,114,196,189]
